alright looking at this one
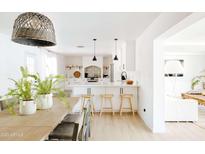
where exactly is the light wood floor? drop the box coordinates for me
[90,107,205,141]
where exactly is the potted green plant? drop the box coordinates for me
[33,73,65,110]
[191,77,201,90]
[191,69,205,91]
[192,69,205,96]
[6,67,36,115]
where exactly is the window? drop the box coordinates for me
[45,55,57,76]
[26,54,36,74]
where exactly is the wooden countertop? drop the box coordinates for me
[0,97,80,141]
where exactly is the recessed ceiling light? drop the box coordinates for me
[76,45,85,48]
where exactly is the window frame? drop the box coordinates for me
[25,52,37,74]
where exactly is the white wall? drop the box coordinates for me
[113,41,127,82]
[82,56,103,68]
[135,13,190,132]
[103,56,112,67]
[56,54,66,75]
[126,40,136,71]
[0,33,66,96]
[165,54,205,95]
[64,56,82,66]
[103,56,112,78]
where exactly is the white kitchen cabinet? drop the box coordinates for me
[67,83,138,112]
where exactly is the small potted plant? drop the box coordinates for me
[34,73,65,110]
[6,67,36,115]
[191,69,205,91]
[191,75,205,89]
[191,77,201,90]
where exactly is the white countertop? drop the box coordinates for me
[66,82,139,88]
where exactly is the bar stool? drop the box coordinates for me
[100,94,114,116]
[120,94,135,116]
[82,94,95,116]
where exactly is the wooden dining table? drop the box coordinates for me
[181,93,205,106]
[0,97,80,141]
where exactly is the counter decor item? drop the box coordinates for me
[66,65,72,70]
[5,67,36,115]
[126,80,134,85]
[33,73,65,110]
[12,12,56,47]
[66,65,83,70]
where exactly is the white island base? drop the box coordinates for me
[67,82,138,113]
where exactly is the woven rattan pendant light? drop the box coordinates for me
[12,12,56,47]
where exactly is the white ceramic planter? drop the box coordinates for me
[36,93,53,110]
[19,100,36,115]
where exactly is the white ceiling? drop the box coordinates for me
[166,17,205,45]
[165,17,205,54]
[0,12,159,55]
[164,44,205,55]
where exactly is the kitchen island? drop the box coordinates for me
[66,82,139,112]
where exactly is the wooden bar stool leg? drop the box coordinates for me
[92,100,95,115]
[120,96,123,116]
[129,97,134,116]
[110,97,114,116]
[91,102,95,117]
[131,97,135,115]
[91,105,94,116]
[100,97,104,116]
[90,97,95,116]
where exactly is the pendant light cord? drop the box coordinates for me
[93,38,96,56]
[94,40,96,56]
[115,38,118,55]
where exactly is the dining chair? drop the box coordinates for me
[48,100,91,141]
[0,100,3,111]
[48,113,81,141]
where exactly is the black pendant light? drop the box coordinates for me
[114,38,119,60]
[92,38,97,61]
[12,12,56,47]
